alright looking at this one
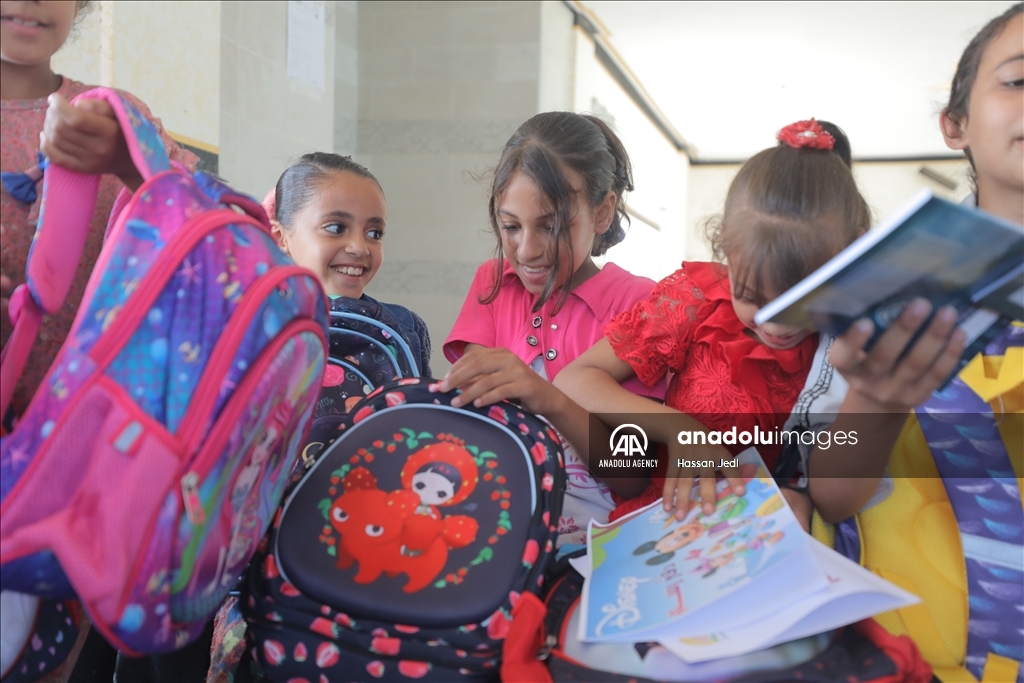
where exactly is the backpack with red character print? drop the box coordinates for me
[241,377,566,682]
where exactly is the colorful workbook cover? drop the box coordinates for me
[580,450,824,643]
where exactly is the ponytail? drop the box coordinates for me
[583,114,634,256]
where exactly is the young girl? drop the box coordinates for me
[554,119,870,524]
[1,0,197,422]
[798,6,1021,680]
[265,152,432,377]
[205,154,436,682]
[440,111,665,546]
[2,2,197,681]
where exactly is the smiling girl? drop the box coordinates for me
[267,152,431,376]
[442,111,665,546]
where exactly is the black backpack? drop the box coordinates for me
[241,378,567,682]
[303,297,422,465]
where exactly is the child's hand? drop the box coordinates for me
[663,441,745,520]
[440,347,562,416]
[829,299,966,412]
[40,94,144,191]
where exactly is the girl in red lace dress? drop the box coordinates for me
[555,120,870,526]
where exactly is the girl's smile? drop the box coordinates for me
[0,1,76,67]
[3,13,51,35]
[497,170,610,298]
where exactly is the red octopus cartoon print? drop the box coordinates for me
[328,461,478,594]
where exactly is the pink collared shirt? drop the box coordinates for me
[444,259,665,400]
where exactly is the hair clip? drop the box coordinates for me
[777,119,835,151]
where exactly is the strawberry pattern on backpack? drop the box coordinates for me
[0,88,329,656]
[242,378,566,682]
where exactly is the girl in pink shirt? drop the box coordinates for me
[441,111,663,545]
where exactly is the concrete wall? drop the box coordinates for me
[334,1,358,155]
[52,1,220,154]
[355,1,557,375]
[220,1,337,197]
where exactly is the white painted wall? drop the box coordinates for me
[52,1,221,151]
[585,1,1019,159]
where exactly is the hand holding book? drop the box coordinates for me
[828,297,966,412]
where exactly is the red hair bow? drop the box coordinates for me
[777,119,835,151]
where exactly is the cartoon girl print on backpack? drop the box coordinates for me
[215,401,295,587]
[320,435,487,593]
[301,402,531,595]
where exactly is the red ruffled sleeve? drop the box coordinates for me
[605,263,727,387]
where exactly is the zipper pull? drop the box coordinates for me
[181,471,205,525]
[536,634,557,661]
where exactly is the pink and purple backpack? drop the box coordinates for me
[0,88,329,657]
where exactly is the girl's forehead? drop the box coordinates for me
[980,14,1024,76]
[499,168,583,214]
[311,172,386,215]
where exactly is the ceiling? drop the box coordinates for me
[583,1,1017,160]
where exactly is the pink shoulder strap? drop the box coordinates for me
[1,87,171,421]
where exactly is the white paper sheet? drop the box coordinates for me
[657,537,919,663]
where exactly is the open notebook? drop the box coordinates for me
[574,448,918,663]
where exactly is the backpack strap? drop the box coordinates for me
[915,329,1024,682]
[0,88,171,420]
[501,591,552,683]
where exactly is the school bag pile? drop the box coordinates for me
[0,88,328,680]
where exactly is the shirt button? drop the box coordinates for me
[551,324,558,330]
[545,348,557,361]
[532,316,542,328]
[527,335,538,346]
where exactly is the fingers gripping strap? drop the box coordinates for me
[71,87,171,179]
[27,87,170,315]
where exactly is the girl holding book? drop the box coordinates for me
[794,5,1022,680]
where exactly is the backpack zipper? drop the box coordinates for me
[180,472,204,525]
